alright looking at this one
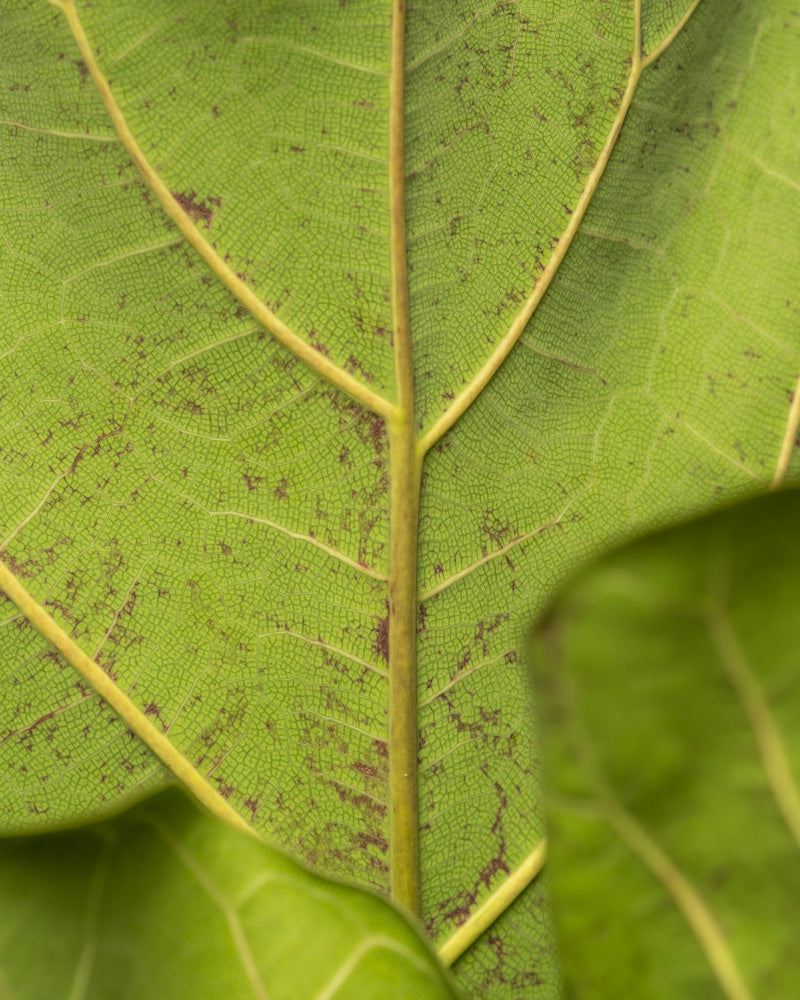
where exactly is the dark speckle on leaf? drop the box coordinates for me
[171,190,221,228]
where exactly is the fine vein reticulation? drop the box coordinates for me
[1,0,730,966]
[0,558,255,840]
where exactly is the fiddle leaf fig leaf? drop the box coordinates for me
[532,489,800,1000]
[0,789,460,1000]
[1,0,798,996]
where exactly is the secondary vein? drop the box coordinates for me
[437,838,548,966]
[51,0,394,422]
[0,556,256,838]
[707,603,800,852]
[772,371,800,488]
[548,610,755,1000]
[416,0,700,456]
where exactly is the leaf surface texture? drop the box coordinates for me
[1,0,798,995]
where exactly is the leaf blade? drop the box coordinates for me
[2,0,799,995]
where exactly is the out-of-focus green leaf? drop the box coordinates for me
[533,490,800,999]
[0,789,460,1000]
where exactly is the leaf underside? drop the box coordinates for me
[1,0,798,996]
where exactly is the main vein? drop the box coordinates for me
[50,0,394,423]
[0,558,255,839]
[386,0,423,915]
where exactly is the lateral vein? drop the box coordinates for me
[416,65,641,453]
[417,0,703,455]
[66,836,114,1000]
[143,813,269,1000]
[640,0,704,70]
[437,838,548,966]
[418,520,560,602]
[52,0,394,421]
[708,605,800,852]
[601,796,754,1000]
[0,555,255,838]
[771,371,800,488]
[550,602,754,1000]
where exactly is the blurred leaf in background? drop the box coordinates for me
[0,790,459,1000]
[534,489,800,1000]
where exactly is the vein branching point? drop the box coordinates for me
[9,0,741,966]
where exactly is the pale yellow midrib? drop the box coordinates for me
[386,0,423,916]
[0,557,256,838]
[50,0,395,423]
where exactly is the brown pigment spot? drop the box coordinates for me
[171,190,221,228]
[373,615,389,663]
[352,761,379,779]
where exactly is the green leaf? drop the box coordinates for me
[1,0,798,995]
[0,789,459,1000]
[533,489,800,1000]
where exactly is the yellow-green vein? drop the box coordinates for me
[437,838,548,967]
[418,520,560,602]
[67,835,114,1000]
[0,557,256,839]
[772,371,800,488]
[416,2,648,456]
[386,0,423,916]
[640,0,705,70]
[0,117,117,141]
[49,0,395,423]
[416,0,704,456]
[142,812,269,1000]
[600,796,754,1000]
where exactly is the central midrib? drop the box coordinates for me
[33,0,688,930]
[385,0,423,915]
